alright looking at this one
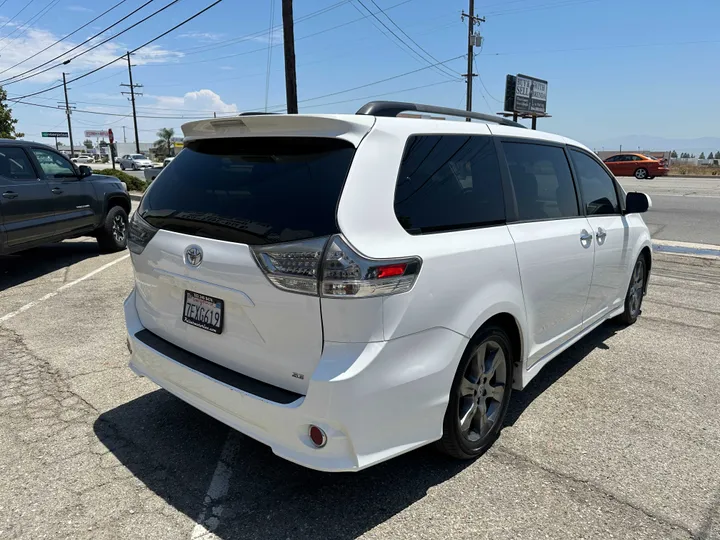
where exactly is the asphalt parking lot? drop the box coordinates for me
[1,183,719,539]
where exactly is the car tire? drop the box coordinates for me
[617,255,647,325]
[436,326,513,459]
[120,164,125,171]
[96,206,129,253]
[634,168,648,179]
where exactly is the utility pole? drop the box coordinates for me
[122,126,127,143]
[462,2,484,121]
[61,73,76,157]
[121,52,142,153]
[282,0,298,114]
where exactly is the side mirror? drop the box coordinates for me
[625,192,651,214]
[78,165,93,178]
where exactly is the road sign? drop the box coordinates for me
[504,74,548,114]
[84,130,109,138]
[41,131,68,138]
[108,128,114,144]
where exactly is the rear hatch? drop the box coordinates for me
[129,116,372,394]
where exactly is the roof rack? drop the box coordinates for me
[356,101,526,129]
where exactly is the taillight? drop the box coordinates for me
[321,236,421,298]
[128,212,158,254]
[252,237,328,295]
[252,235,422,298]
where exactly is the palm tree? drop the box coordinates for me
[155,127,175,158]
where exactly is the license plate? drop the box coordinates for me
[182,291,224,334]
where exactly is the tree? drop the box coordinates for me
[670,150,678,158]
[154,127,175,159]
[708,152,715,160]
[699,152,705,159]
[83,139,93,150]
[0,86,24,139]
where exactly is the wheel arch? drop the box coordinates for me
[106,194,131,216]
[466,309,525,390]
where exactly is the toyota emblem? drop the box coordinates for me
[184,245,203,267]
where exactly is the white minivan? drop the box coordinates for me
[124,102,652,472]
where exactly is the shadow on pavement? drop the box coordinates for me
[504,321,620,426]
[94,388,471,539]
[94,321,623,539]
[0,240,102,290]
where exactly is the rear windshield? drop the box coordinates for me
[138,137,355,245]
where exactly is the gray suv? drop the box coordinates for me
[0,140,131,255]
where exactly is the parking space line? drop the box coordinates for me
[0,254,130,324]
[190,433,236,540]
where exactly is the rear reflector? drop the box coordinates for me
[308,425,327,448]
[376,264,407,279]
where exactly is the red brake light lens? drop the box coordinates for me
[376,264,407,279]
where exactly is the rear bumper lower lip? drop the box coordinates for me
[123,288,467,472]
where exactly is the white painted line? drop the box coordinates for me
[0,254,130,324]
[190,433,237,540]
[653,239,720,251]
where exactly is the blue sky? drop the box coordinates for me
[1,0,718,148]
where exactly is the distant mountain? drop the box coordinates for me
[586,135,720,154]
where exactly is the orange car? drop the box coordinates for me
[603,153,669,179]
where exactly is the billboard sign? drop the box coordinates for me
[84,130,109,138]
[42,131,68,138]
[504,74,548,114]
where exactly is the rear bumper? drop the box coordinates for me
[124,289,467,472]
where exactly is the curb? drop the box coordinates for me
[129,192,143,202]
[653,240,720,260]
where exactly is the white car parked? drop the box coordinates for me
[124,102,653,472]
[119,154,152,170]
[71,154,94,163]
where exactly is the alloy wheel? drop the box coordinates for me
[112,215,127,243]
[635,168,647,179]
[458,339,507,443]
[628,258,645,316]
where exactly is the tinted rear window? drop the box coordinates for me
[139,137,355,245]
[394,135,505,234]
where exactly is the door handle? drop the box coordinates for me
[596,227,607,240]
[51,187,63,194]
[580,229,593,247]
[2,191,18,199]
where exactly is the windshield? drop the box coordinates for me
[131,154,146,159]
[139,137,356,245]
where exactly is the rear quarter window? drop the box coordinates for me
[393,135,505,234]
[139,137,355,245]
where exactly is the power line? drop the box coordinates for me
[6,0,224,102]
[0,0,37,36]
[351,0,457,81]
[300,79,458,110]
[143,0,415,68]
[0,0,61,50]
[174,0,350,56]
[264,0,276,112]
[366,0,459,78]
[0,0,129,77]
[1,0,178,86]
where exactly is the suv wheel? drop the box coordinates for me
[436,326,513,459]
[617,255,646,325]
[96,206,129,253]
[634,168,648,179]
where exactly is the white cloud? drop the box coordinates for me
[0,26,184,84]
[177,32,224,43]
[251,28,283,44]
[66,5,93,12]
[150,89,238,115]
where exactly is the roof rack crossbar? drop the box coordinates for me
[355,101,526,129]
